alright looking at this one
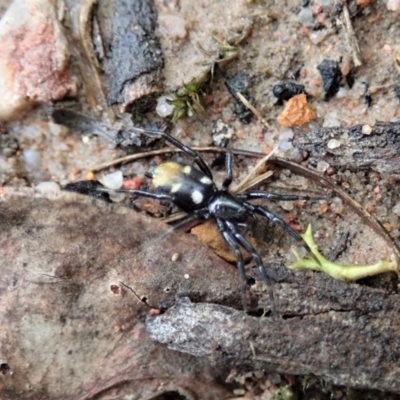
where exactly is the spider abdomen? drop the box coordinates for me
[152,161,216,211]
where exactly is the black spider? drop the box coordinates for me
[100,127,316,310]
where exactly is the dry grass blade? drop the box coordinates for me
[235,91,270,128]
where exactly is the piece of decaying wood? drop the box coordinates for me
[294,121,400,177]
[1,187,400,397]
[0,188,239,400]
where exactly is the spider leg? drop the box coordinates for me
[237,190,316,202]
[157,209,209,242]
[222,149,234,190]
[216,218,248,311]
[247,203,321,265]
[224,220,276,314]
[130,126,213,179]
[98,188,175,202]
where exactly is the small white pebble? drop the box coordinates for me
[35,181,60,196]
[362,124,372,135]
[327,139,341,149]
[82,136,91,144]
[336,87,347,99]
[156,96,174,117]
[387,0,400,12]
[279,140,293,151]
[171,253,180,262]
[330,197,344,214]
[279,200,294,211]
[98,170,123,190]
[317,160,330,172]
[279,128,294,141]
[22,149,41,171]
[184,274,189,279]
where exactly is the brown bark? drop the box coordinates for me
[0,188,399,398]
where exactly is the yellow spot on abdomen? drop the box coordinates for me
[153,162,183,188]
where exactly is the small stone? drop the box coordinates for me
[279,128,294,141]
[277,94,316,128]
[156,96,174,117]
[336,87,347,98]
[98,170,123,190]
[317,59,341,100]
[35,181,60,196]
[330,197,344,214]
[362,124,372,135]
[298,7,314,27]
[327,139,341,149]
[22,149,41,171]
[211,119,234,147]
[0,0,76,120]
[279,200,294,211]
[387,0,400,11]
[317,160,330,172]
[383,222,392,232]
[171,253,180,262]
[279,140,293,151]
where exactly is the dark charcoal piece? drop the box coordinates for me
[290,66,302,80]
[317,59,341,100]
[102,0,164,111]
[272,81,306,103]
[335,2,343,13]
[362,82,372,107]
[225,71,253,123]
[63,181,111,203]
[345,69,355,88]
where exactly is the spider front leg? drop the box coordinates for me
[237,191,316,202]
[217,218,248,310]
[130,126,213,179]
[103,188,175,202]
[246,203,320,265]
[224,220,276,312]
